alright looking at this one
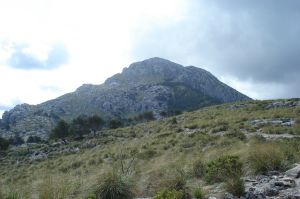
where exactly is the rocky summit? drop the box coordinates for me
[0,57,250,139]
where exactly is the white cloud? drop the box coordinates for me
[1,0,298,119]
[0,0,187,116]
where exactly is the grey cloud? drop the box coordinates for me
[7,43,69,70]
[131,0,300,98]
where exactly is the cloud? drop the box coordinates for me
[130,0,300,99]
[6,42,69,70]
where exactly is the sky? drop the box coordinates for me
[0,0,299,117]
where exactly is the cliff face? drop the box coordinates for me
[0,57,251,139]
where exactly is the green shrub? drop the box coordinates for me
[225,129,246,141]
[248,143,286,174]
[137,149,157,160]
[26,135,42,143]
[0,137,9,151]
[109,120,123,129]
[205,155,243,184]
[153,189,183,199]
[95,172,134,199]
[170,117,177,124]
[193,187,206,199]
[50,120,70,139]
[167,175,186,191]
[224,177,245,197]
[192,160,205,178]
[210,125,228,133]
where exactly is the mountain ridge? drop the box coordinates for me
[0,57,251,139]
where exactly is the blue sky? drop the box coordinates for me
[0,0,299,117]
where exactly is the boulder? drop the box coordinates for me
[285,164,300,178]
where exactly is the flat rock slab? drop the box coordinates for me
[285,164,300,178]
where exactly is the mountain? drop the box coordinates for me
[0,57,251,139]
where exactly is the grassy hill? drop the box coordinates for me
[0,99,300,198]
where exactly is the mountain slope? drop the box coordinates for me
[0,57,251,139]
[0,99,300,198]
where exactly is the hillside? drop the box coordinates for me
[0,57,250,139]
[0,99,300,198]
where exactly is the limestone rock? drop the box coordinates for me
[285,164,300,178]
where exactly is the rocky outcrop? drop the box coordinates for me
[266,100,300,109]
[0,57,251,139]
[250,118,295,127]
[244,166,300,199]
[222,164,300,199]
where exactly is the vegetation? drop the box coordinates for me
[50,115,103,139]
[94,172,134,199]
[192,159,205,178]
[50,119,70,139]
[193,187,206,199]
[224,177,245,197]
[204,155,243,184]
[153,189,183,199]
[109,119,123,129]
[38,177,71,199]
[5,191,22,199]
[26,135,42,143]
[0,137,9,151]
[0,99,300,198]
[248,143,286,174]
[8,135,24,146]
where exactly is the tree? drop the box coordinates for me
[8,135,25,146]
[0,137,9,150]
[88,115,103,136]
[109,119,122,129]
[50,120,70,139]
[70,115,90,138]
[27,135,42,143]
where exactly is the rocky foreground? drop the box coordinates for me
[222,164,300,199]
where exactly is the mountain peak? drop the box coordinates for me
[1,58,251,139]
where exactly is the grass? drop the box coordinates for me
[153,189,183,199]
[0,99,299,198]
[94,172,135,199]
[224,177,245,197]
[248,143,287,174]
[38,176,72,199]
[193,187,206,199]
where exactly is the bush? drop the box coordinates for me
[8,135,24,146]
[248,143,286,174]
[205,155,243,184]
[70,116,90,138]
[192,160,205,178]
[109,120,123,129]
[95,172,134,199]
[27,135,42,143]
[137,149,157,160]
[153,189,183,199]
[0,137,9,151]
[193,187,206,199]
[224,177,245,197]
[166,175,186,191]
[225,129,246,141]
[50,120,70,139]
